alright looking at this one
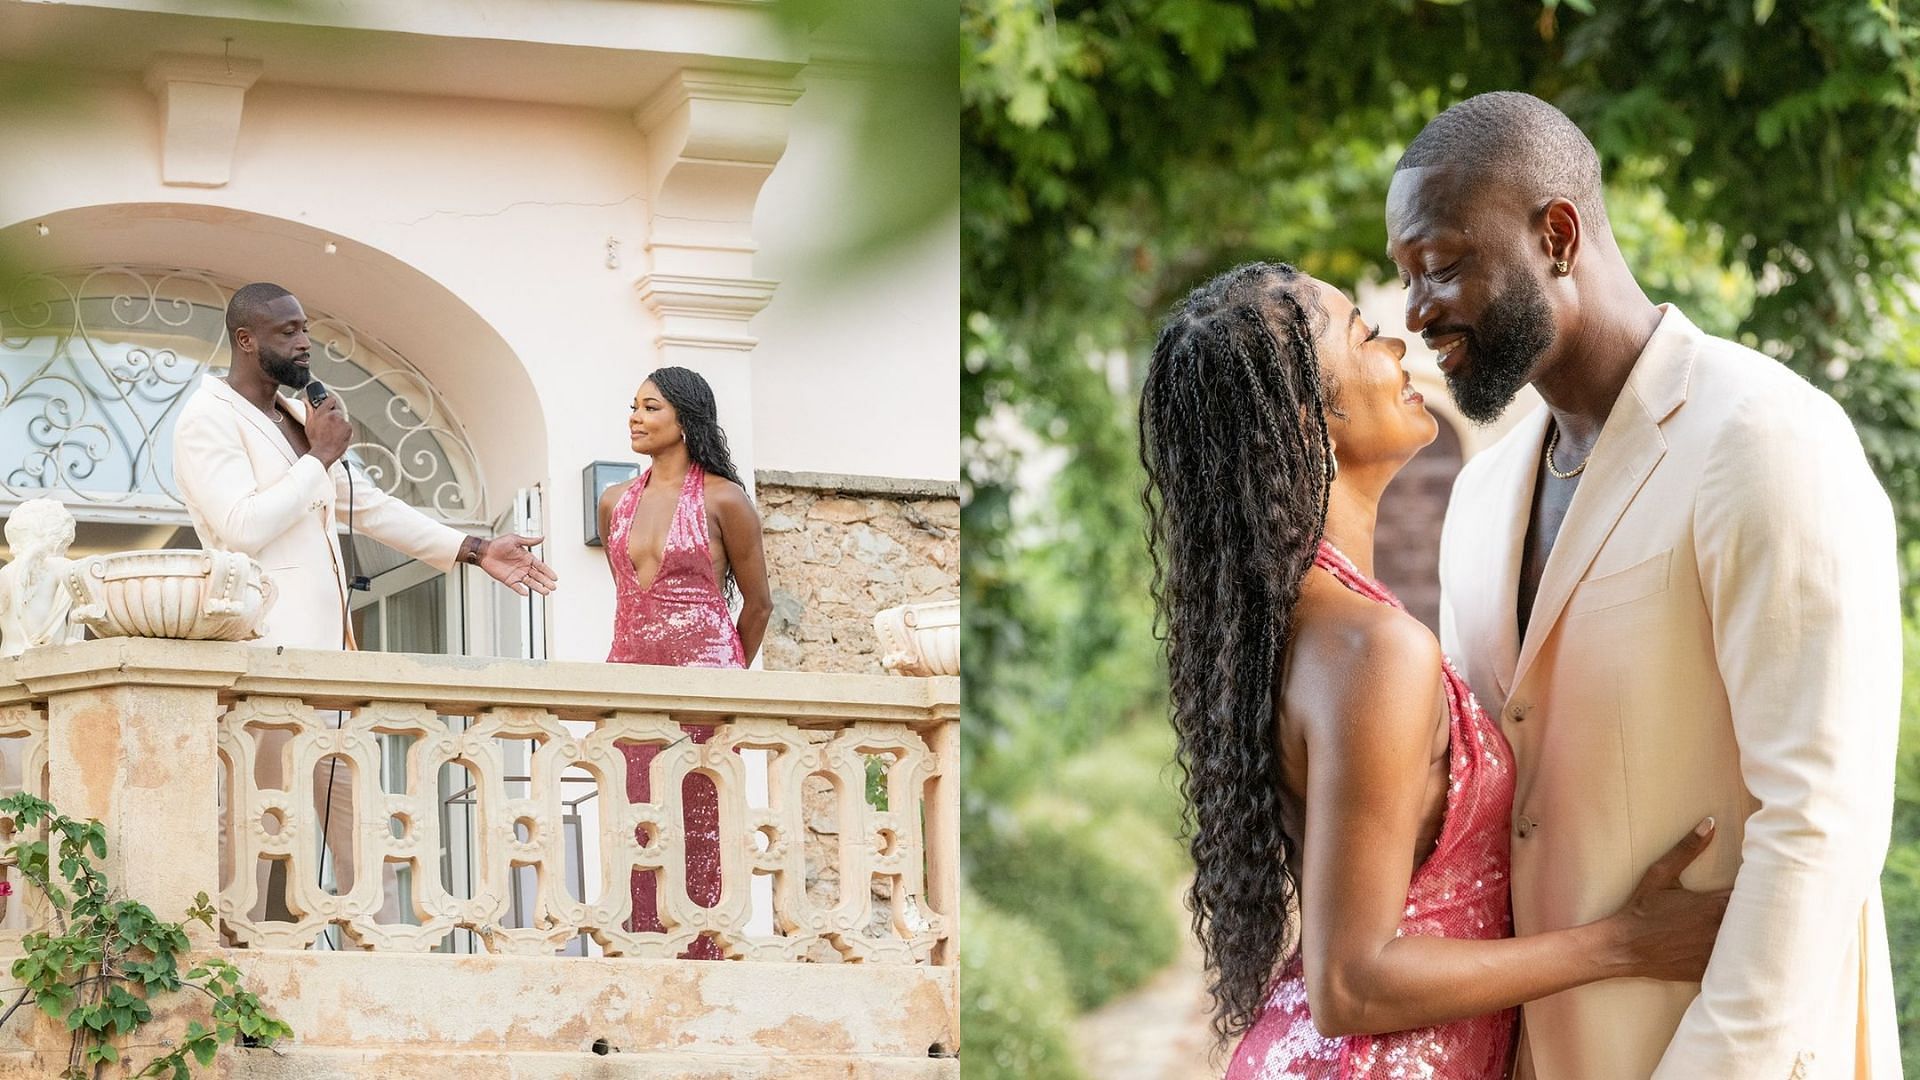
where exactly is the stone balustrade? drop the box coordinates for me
[0,638,960,1076]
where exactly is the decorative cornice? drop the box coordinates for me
[144,52,264,188]
[633,67,802,288]
[635,273,779,319]
[634,69,805,143]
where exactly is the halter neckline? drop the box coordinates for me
[1312,539,1404,610]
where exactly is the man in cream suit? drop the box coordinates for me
[174,283,556,649]
[1391,94,1900,1078]
[174,282,557,913]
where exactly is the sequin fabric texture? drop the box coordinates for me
[605,463,746,960]
[1225,542,1518,1080]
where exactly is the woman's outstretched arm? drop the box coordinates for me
[1290,607,1724,1038]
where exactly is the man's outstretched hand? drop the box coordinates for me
[478,533,557,596]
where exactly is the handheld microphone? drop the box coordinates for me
[306,377,370,594]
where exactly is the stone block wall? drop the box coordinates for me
[755,471,959,675]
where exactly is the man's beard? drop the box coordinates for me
[1443,269,1555,424]
[260,349,313,391]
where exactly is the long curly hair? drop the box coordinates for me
[1137,261,1339,1044]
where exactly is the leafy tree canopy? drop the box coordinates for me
[961,0,1920,767]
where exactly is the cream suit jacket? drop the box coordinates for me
[1438,306,1900,1080]
[173,375,465,649]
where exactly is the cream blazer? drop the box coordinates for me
[173,375,465,649]
[1438,306,1901,1080]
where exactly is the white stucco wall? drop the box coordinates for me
[749,67,960,483]
[1,78,665,659]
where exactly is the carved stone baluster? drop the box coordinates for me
[577,721,644,954]
[470,706,577,955]
[582,712,685,958]
[725,718,815,962]
[219,696,332,950]
[646,723,708,959]
[695,722,764,960]
[818,728,881,961]
[451,713,516,952]
[866,723,938,963]
[526,718,594,947]
[346,702,445,952]
[923,718,960,966]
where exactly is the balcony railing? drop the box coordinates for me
[0,638,959,1075]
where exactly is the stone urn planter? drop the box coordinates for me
[872,599,959,677]
[65,549,277,641]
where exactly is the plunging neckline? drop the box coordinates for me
[625,466,697,593]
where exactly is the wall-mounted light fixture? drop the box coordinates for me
[581,460,641,547]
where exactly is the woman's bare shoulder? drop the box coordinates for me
[1286,574,1443,737]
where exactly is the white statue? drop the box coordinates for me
[0,498,85,657]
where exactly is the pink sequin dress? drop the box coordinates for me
[605,463,746,961]
[1226,542,1517,1079]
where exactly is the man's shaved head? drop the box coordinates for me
[1395,91,1608,233]
[226,282,295,336]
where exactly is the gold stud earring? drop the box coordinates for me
[1554,260,1570,275]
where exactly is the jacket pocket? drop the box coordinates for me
[1568,549,1672,616]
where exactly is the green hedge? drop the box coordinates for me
[1054,719,1186,843]
[1885,843,1920,1078]
[968,798,1183,1010]
[961,891,1084,1080]
[1889,618,1920,1076]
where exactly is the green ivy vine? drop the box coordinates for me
[0,793,292,1078]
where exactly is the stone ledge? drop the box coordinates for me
[0,638,958,725]
[756,471,957,499]
[0,950,958,1067]
[0,1050,957,1079]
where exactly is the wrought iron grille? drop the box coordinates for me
[0,266,488,524]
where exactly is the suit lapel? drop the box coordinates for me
[204,376,299,466]
[1482,408,1547,700]
[1511,305,1697,691]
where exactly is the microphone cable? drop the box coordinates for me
[313,383,368,948]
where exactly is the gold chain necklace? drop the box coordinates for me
[1545,425,1587,480]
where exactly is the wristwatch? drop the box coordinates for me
[459,535,485,565]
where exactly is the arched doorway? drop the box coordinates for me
[0,210,575,949]
[0,263,498,648]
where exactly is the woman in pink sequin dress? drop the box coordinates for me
[1137,263,1727,1077]
[598,367,772,960]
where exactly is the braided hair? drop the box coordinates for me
[644,366,747,596]
[645,366,744,488]
[1137,261,1340,1044]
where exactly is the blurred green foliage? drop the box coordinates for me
[962,888,1087,1080]
[1893,620,1920,1074]
[969,796,1183,1009]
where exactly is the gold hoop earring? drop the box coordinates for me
[1327,451,1339,483]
